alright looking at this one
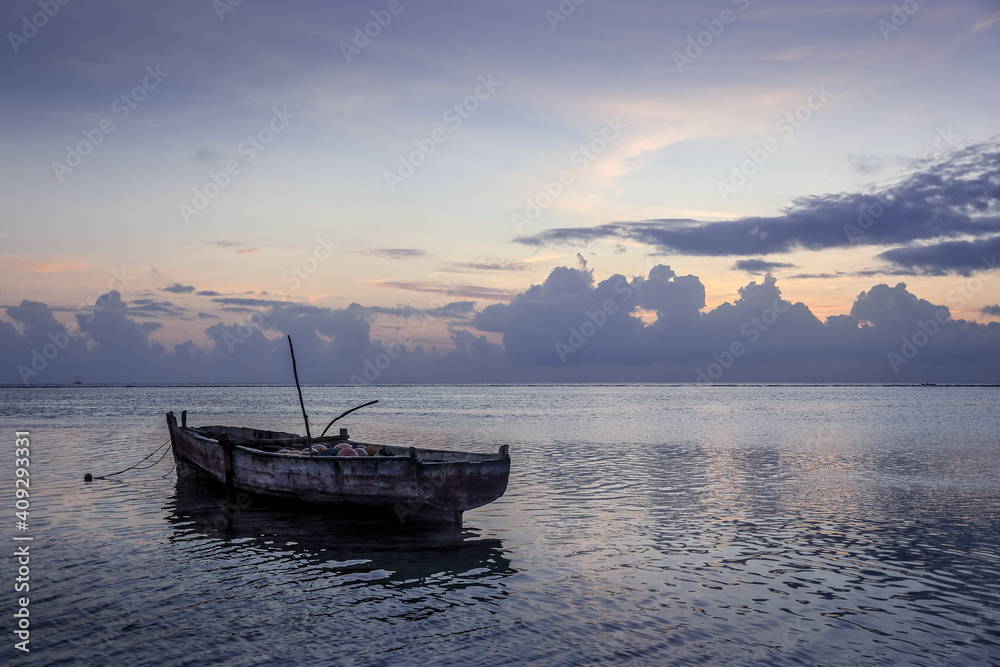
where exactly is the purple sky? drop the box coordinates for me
[2,0,999,384]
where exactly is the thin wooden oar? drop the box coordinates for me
[319,400,379,437]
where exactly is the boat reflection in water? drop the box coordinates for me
[165,476,515,587]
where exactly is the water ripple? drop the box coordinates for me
[4,385,999,665]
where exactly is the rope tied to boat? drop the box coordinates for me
[83,439,172,482]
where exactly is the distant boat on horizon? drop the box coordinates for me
[73,375,82,385]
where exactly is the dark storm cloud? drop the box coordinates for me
[733,259,796,274]
[516,138,1000,257]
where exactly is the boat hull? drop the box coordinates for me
[166,412,510,523]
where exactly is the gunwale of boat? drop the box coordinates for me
[183,424,507,463]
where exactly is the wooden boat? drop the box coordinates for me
[166,411,510,524]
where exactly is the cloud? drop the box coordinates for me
[196,290,221,296]
[971,11,1000,33]
[190,148,218,163]
[212,297,288,308]
[128,299,190,317]
[3,300,90,384]
[445,259,531,272]
[473,265,705,366]
[162,283,195,293]
[4,266,1000,385]
[209,296,476,322]
[850,283,949,331]
[361,302,477,320]
[365,280,520,301]
[0,257,90,273]
[516,138,1000,259]
[876,235,1000,276]
[1,292,509,385]
[788,272,840,280]
[846,152,889,175]
[733,259,796,274]
[982,305,1000,317]
[474,265,1000,381]
[73,292,167,380]
[6,300,73,339]
[355,249,429,260]
[209,240,257,253]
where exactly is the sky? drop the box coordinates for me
[1,0,999,385]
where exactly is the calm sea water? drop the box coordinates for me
[2,385,999,666]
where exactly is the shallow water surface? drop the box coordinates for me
[2,385,999,665]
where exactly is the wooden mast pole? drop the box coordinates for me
[287,335,312,449]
